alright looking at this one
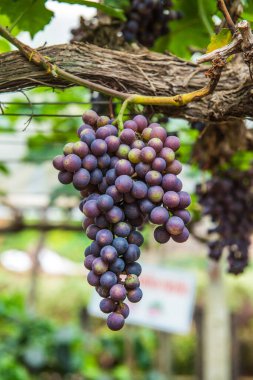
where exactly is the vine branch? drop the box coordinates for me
[218,0,236,33]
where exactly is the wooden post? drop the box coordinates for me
[156,331,172,378]
[203,261,231,380]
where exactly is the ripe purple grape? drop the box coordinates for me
[145,170,162,186]
[178,191,191,208]
[97,153,110,169]
[150,126,167,142]
[131,181,148,199]
[125,274,140,289]
[166,216,184,235]
[86,224,100,240]
[124,119,138,132]
[97,194,114,212]
[164,136,180,151]
[172,227,190,243]
[115,303,129,318]
[83,200,100,218]
[92,257,109,275]
[58,171,73,184]
[148,137,163,152]
[115,175,133,193]
[166,159,182,175]
[84,254,96,270]
[150,206,169,224]
[120,128,136,145]
[109,257,125,274]
[135,162,151,178]
[159,147,175,164]
[82,110,98,126]
[173,210,191,224]
[133,114,148,132]
[128,230,144,246]
[107,312,125,331]
[106,206,124,224]
[154,226,171,243]
[87,271,101,286]
[125,262,142,276]
[148,186,164,203]
[115,159,133,176]
[100,245,118,263]
[100,298,116,313]
[141,146,156,163]
[152,157,166,172]
[112,237,129,255]
[106,185,123,203]
[105,135,120,153]
[96,229,114,246]
[114,222,131,237]
[73,168,90,190]
[163,191,180,209]
[82,154,97,171]
[73,141,89,158]
[100,271,118,288]
[53,155,65,171]
[91,139,107,156]
[124,244,141,263]
[96,126,112,139]
[110,284,127,302]
[63,154,82,172]
[127,287,143,303]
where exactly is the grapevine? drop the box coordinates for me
[53,110,191,330]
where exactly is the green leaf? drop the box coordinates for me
[206,29,232,53]
[54,0,126,21]
[0,0,54,38]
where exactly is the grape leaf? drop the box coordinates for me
[0,0,54,38]
[54,0,127,21]
[206,29,232,53]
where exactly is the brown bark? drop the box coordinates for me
[0,42,252,121]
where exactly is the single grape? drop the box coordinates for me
[115,303,129,318]
[96,229,114,246]
[100,298,116,313]
[163,191,180,209]
[135,162,151,178]
[139,199,155,214]
[148,137,163,152]
[172,227,190,242]
[164,136,180,151]
[141,127,152,141]
[125,274,140,289]
[152,157,166,172]
[115,159,133,176]
[100,271,118,288]
[82,110,98,126]
[141,146,156,163]
[115,175,133,193]
[124,203,140,219]
[128,230,144,246]
[133,114,148,132]
[109,257,125,274]
[98,153,111,169]
[106,168,117,185]
[96,285,110,298]
[84,254,96,270]
[173,209,191,224]
[131,181,148,199]
[148,186,164,203]
[162,174,178,191]
[154,226,171,243]
[120,128,136,145]
[63,154,82,172]
[106,185,123,203]
[73,141,89,158]
[82,154,98,171]
[90,241,101,256]
[107,312,125,331]
[80,131,96,146]
[53,155,65,171]
[98,178,108,193]
[77,124,92,137]
[166,216,184,235]
[124,119,138,132]
[110,284,127,301]
[150,206,169,224]
[128,148,141,164]
[84,245,91,257]
[116,144,131,159]
[106,206,124,224]
[97,194,114,212]
[124,244,141,263]
[83,200,100,218]
[97,116,110,128]
[110,156,119,168]
[125,262,142,276]
[95,215,108,229]
[114,222,131,237]
[145,170,162,186]
[58,171,73,184]
[127,287,143,303]
[178,191,191,208]
[132,139,145,150]
[159,147,175,164]
[105,135,120,153]
[86,224,100,240]
[112,237,129,255]
[100,245,118,263]
[73,168,91,190]
[87,271,101,286]
[91,139,107,156]
[96,126,112,139]
[92,257,109,275]
[166,159,182,175]
[150,126,167,142]
[63,142,74,155]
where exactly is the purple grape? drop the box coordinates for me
[63,154,82,172]
[124,193,135,204]
[90,241,101,256]
[100,245,118,263]
[175,178,183,192]
[173,209,191,224]
[98,153,111,169]
[128,216,144,228]
[77,124,93,137]
[114,222,131,237]
[124,203,140,219]
[97,116,110,128]
[154,226,170,243]
[133,115,148,132]
[83,200,100,218]
[107,312,125,331]
[106,168,117,185]
[73,141,89,158]
[110,284,127,301]
[125,262,142,276]
[82,217,93,231]
[166,216,184,235]
[150,126,167,142]
[115,303,129,318]
[132,139,145,150]
[128,230,144,246]
[106,185,123,203]
[128,148,141,164]
[73,168,90,190]
[97,194,114,212]
[95,215,108,229]
[120,128,136,145]
[141,146,156,163]
[92,257,109,275]
[164,136,180,151]
[115,175,133,193]
[109,257,125,274]
[125,274,140,289]
[124,119,138,132]
[96,229,114,246]
[108,125,118,136]
[163,191,180,209]
[90,139,107,156]
[63,142,74,155]
[105,135,120,153]
[152,157,166,172]
[148,137,163,152]
[84,254,96,270]
[58,171,73,184]
[80,132,96,146]
[135,163,151,178]
[82,154,97,171]
[162,174,178,191]
[90,168,103,185]
[172,227,190,242]
[100,271,118,288]
[116,144,131,159]
[148,186,164,203]
[110,156,119,168]
[87,271,100,286]
[178,191,191,208]
[112,237,128,255]
[53,155,65,171]
[124,244,140,263]
[96,286,110,298]
[82,110,98,126]
[139,199,155,214]
[84,245,91,257]
[86,224,100,240]
[96,126,112,139]
[141,127,152,141]
[106,206,124,224]
[115,159,133,176]
[159,147,175,164]
[131,181,148,199]
[98,178,108,193]
[100,298,116,313]
[150,206,169,224]
[127,287,143,303]
[166,160,182,175]
[145,170,162,186]
[149,123,160,129]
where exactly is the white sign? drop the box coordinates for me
[88,265,196,334]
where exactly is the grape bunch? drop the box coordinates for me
[196,168,253,274]
[122,0,182,47]
[53,110,191,330]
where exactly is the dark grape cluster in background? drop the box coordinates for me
[123,0,182,47]
[196,168,253,275]
[53,110,191,330]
